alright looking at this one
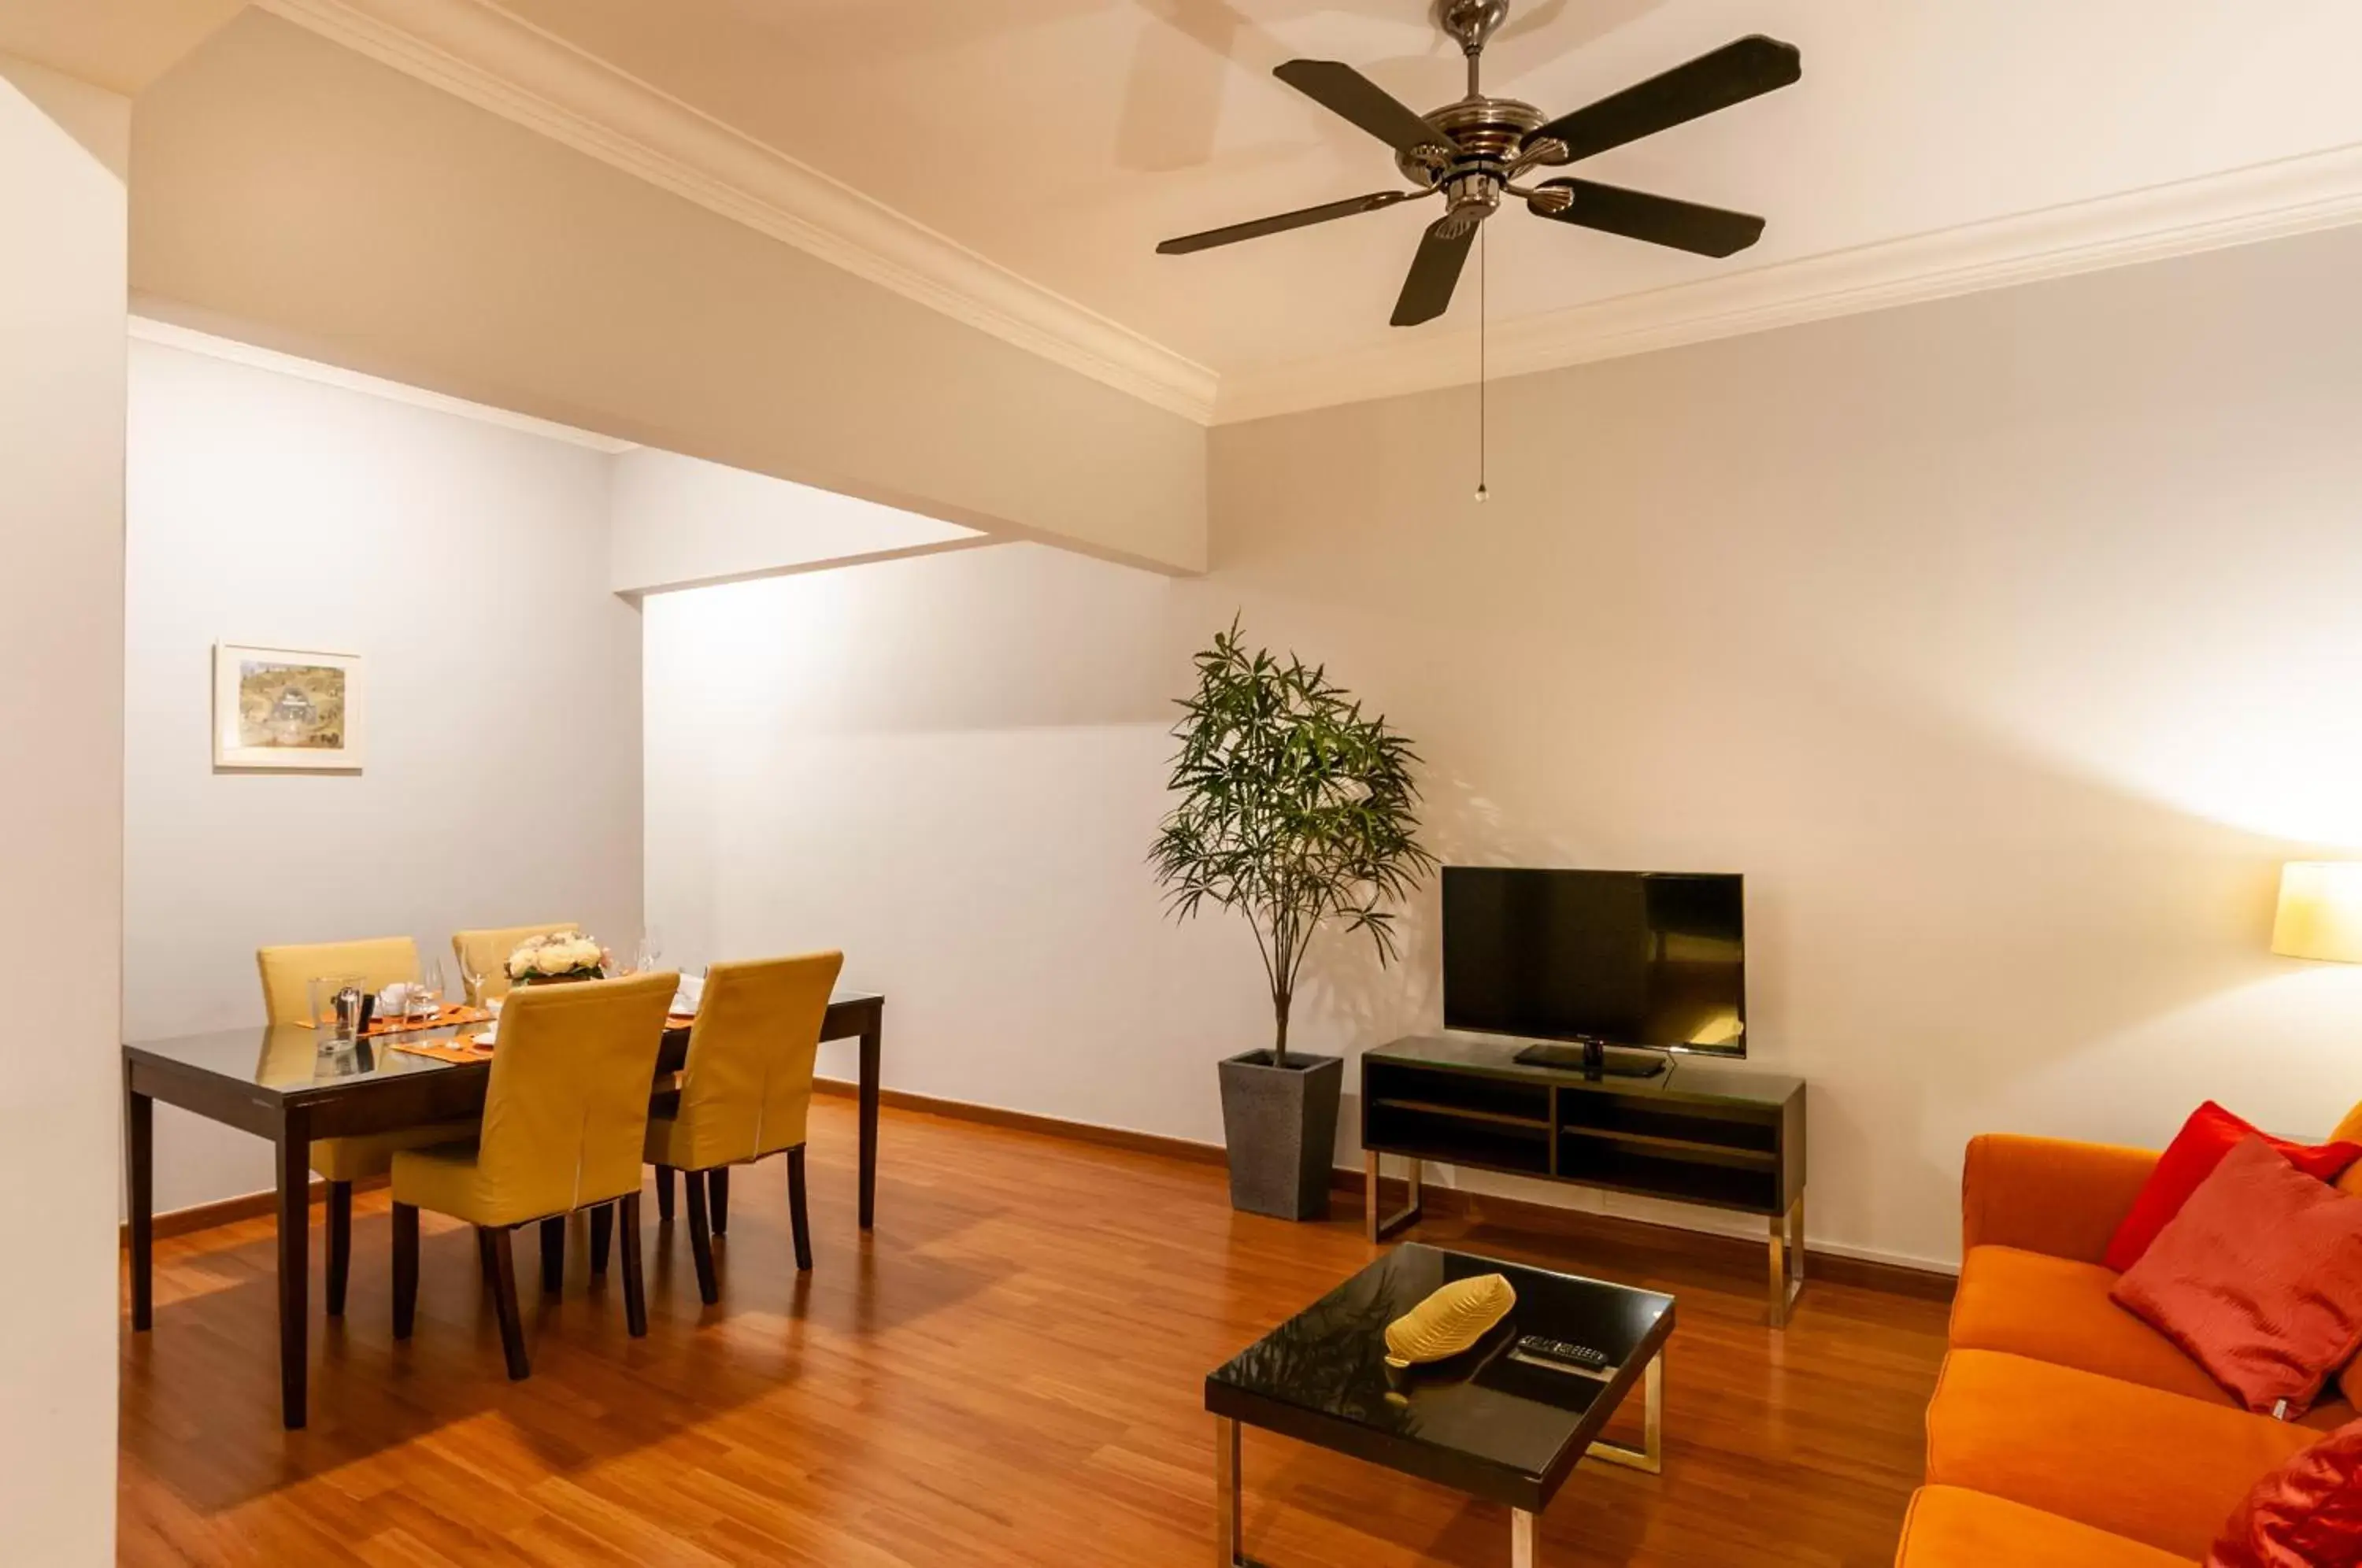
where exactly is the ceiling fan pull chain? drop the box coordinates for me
[1475,225,1490,504]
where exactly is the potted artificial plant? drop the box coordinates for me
[1152,620,1435,1220]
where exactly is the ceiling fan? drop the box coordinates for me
[1156,1,1802,327]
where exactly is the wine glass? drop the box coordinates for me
[410,955,446,1024]
[458,949,493,1011]
[636,925,664,975]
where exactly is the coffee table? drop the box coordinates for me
[1205,1244,1675,1566]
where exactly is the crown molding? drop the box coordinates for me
[1212,139,2362,424]
[131,312,640,450]
[254,0,1220,424]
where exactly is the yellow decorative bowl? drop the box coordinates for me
[1383,1274,1516,1368]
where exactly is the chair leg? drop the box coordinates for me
[391,1201,419,1339]
[484,1226,531,1380]
[710,1167,730,1236]
[655,1163,676,1223]
[683,1169,720,1306]
[619,1192,648,1337]
[325,1180,353,1317]
[590,1203,613,1275]
[787,1145,813,1274]
[477,1226,498,1292]
[539,1216,565,1296]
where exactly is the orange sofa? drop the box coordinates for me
[1895,1126,2362,1566]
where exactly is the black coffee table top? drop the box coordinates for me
[1205,1244,1675,1511]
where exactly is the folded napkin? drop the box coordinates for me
[671,974,705,1016]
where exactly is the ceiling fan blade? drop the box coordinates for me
[1527,179,1765,257]
[1273,59,1451,159]
[1528,35,1801,163]
[1156,189,1425,255]
[1390,215,1479,327]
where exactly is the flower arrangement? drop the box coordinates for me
[506,930,606,984]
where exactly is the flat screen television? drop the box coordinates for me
[1441,867,1746,1078]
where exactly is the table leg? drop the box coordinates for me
[1512,1508,1537,1568]
[1584,1348,1664,1474]
[275,1108,311,1429]
[1364,1150,1422,1244]
[858,1018,880,1230]
[1768,1195,1805,1327]
[1214,1415,1262,1567]
[126,1075,153,1331]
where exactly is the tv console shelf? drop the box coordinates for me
[1361,1035,1808,1326]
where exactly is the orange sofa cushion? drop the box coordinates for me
[1951,1245,2359,1431]
[1927,1350,2319,1559]
[1896,1485,2192,1568]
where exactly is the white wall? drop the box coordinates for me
[0,50,127,1567]
[125,337,645,1212]
[610,446,980,597]
[646,218,2362,1271]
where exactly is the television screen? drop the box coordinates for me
[1441,867,1746,1056]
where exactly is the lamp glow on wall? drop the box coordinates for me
[2272,863,2362,964]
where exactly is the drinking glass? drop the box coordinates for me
[308,973,366,1045]
[636,925,664,975]
[409,955,446,1024]
[458,951,492,1009]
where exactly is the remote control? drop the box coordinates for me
[1515,1335,1612,1372]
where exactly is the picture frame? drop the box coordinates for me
[212,643,365,771]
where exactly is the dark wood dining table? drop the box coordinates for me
[123,989,884,1429]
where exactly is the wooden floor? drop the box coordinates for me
[120,1097,1948,1566]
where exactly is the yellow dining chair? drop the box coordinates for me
[451,922,582,1004]
[390,971,678,1379]
[255,937,476,1318]
[644,951,843,1304]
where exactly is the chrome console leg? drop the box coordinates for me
[1768,1195,1805,1327]
[1364,1150,1423,1243]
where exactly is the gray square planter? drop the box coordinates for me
[1217,1049,1343,1221]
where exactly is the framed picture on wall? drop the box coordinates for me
[212,644,365,771]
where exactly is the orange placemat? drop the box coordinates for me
[293,1003,490,1035]
[369,1004,490,1037]
[387,1034,494,1064]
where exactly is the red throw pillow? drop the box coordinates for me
[2105,1101,2362,1273]
[2209,1416,2362,1567]
[2113,1137,2362,1416]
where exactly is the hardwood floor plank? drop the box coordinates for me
[122,1096,1946,1566]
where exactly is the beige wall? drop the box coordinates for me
[0,51,127,1566]
[128,12,1208,575]
[125,338,645,1212]
[646,218,2362,1270]
[609,447,982,598]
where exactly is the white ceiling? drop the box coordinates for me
[476,0,2362,386]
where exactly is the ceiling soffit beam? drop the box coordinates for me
[1213,136,2362,424]
[255,2,2362,431]
[256,0,1219,424]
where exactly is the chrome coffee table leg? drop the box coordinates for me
[1583,1349,1664,1474]
[1214,1416,1267,1566]
[1219,1413,1549,1566]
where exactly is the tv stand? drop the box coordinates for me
[1514,1037,1669,1081]
[1361,1034,1807,1326]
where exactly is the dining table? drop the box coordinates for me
[123,989,884,1429]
